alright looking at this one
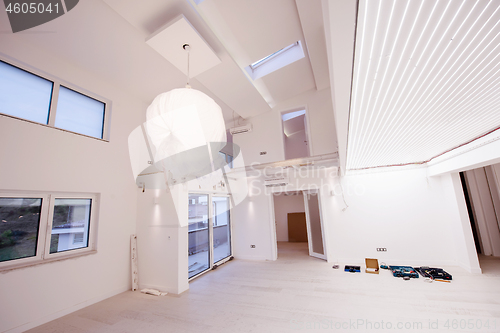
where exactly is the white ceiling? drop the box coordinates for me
[100,0,328,120]
[347,0,500,171]
[3,0,498,172]
[0,0,328,125]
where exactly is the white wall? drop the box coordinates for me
[325,168,479,270]
[233,166,481,272]
[232,167,337,261]
[233,87,337,166]
[284,130,308,160]
[136,187,189,295]
[273,193,305,242]
[0,38,143,332]
[232,177,276,260]
[136,168,239,295]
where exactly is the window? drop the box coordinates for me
[49,198,92,253]
[245,41,305,80]
[0,192,98,271]
[55,86,106,139]
[0,58,109,140]
[0,198,42,262]
[0,61,53,124]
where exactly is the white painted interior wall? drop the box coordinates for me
[273,193,305,242]
[233,165,482,272]
[232,177,276,261]
[0,39,143,332]
[233,87,337,165]
[3,1,500,330]
[325,169,481,270]
[135,168,235,295]
[232,167,337,262]
[284,130,308,160]
[136,187,189,295]
[274,88,337,157]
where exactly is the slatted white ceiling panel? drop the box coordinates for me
[347,0,500,171]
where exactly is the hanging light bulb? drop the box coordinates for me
[144,43,227,184]
[127,43,248,226]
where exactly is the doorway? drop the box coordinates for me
[188,193,232,279]
[460,165,500,257]
[281,109,310,160]
[271,190,327,260]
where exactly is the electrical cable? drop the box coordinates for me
[339,178,349,211]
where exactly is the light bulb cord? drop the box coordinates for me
[183,43,191,88]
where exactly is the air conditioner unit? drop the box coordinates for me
[229,124,252,135]
[264,176,288,187]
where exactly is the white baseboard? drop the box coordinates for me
[5,285,130,333]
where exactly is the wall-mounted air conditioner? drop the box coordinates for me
[264,176,289,187]
[229,124,252,135]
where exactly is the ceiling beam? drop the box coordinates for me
[322,0,357,176]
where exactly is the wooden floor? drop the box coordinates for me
[28,243,500,332]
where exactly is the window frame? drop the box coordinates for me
[0,191,99,272]
[245,41,305,80]
[0,193,50,267]
[0,54,111,141]
[44,194,98,260]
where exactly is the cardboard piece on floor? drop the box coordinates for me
[365,258,379,274]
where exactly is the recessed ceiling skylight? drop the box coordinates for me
[245,41,305,80]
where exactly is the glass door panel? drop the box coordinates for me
[303,190,326,260]
[212,196,231,263]
[188,194,210,278]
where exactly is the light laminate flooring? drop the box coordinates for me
[27,242,500,332]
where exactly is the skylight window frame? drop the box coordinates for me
[245,41,306,81]
[250,42,300,70]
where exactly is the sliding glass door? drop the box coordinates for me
[188,194,210,278]
[212,196,231,264]
[188,194,232,279]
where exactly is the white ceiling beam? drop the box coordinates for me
[295,0,330,91]
[322,0,357,175]
[427,131,500,176]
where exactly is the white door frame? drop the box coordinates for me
[212,194,233,264]
[268,189,327,261]
[269,193,278,261]
[280,107,313,159]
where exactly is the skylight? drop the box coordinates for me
[245,41,305,80]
